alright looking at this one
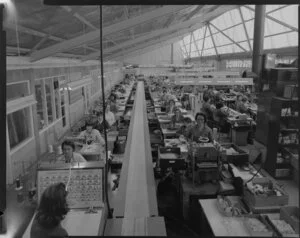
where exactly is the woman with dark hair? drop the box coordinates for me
[170,108,185,127]
[30,183,69,238]
[186,113,213,142]
[60,140,86,163]
[78,121,105,145]
[108,94,118,114]
[166,99,177,114]
[213,102,231,133]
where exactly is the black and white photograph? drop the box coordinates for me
[0,0,299,237]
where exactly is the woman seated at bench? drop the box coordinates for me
[78,121,105,146]
[186,113,213,142]
[60,140,86,163]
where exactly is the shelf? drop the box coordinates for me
[273,96,298,103]
[274,175,293,180]
[275,163,292,168]
[279,143,298,147]
[280,128,299,132]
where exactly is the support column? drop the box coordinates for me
[252,5,266,88]
[0,3,6,233]
[171,43,174,64]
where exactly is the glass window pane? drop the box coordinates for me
[54,77,60,119]
[45,80,53,124]
[8,107,31,149]
[7,82,30,101]
[35,80,45,130]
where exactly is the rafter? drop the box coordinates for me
[266,5,288,15]
[183,5,205,21]
[209,23,248,52]
[105,26,205,61]
[82,5,238,61]
[200,25,207,57]
[4,22,99,53]
[123,6,129,19]
[192,31,201,57]
[61,6,98,30]
[238,7,252,51]
[30,35,50,54]
[207,24,218,56]
[30,5,190,62]
[188,33,192,57]
[244,5,298,32]
[7,46,83,58]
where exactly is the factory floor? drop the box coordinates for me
[3,139,299,238]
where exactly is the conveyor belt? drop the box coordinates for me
[114,81,158,218]
[107,81,166,236]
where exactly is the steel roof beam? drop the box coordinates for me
[82,5,237,61]
[30,5,190,62]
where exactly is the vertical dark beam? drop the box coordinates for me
[170,43,174,64]
[0,2,7,219]
[251,5,266,87]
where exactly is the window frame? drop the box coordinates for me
[6,95,36,155]
[35,75,67,132]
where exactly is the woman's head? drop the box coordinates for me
[216,102,224,110]
[175,108,181,117]
[36,183,69,229]
[62,140,75,158]
[237,95,243,102]
[169,99,175,107]
[203,95,210,103]
[110,94,116,101]
[183,117,192,126]
[195,112,206,126]
[85,121,94,133]
[105,104,110,113]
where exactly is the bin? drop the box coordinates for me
[232,126,250,146]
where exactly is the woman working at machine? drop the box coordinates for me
[186,113,213,142]
[78,121,105,145]
[166,99,177,114]
[235,95,249,114]
[60,140,86,163]
[30,183,69,238]
[170,108,185,127]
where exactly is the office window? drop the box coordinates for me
[45,80,53,124]
[35,81,45,130]
[7,81,30,101]
[7,107,32,149]
[54,77,61,119]
[35,76,66,130]
[60,86,66,127]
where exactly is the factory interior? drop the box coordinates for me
[0,1,299,237]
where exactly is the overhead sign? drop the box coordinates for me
[175,78,253,86]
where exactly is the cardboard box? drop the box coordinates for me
[243,178,289,208]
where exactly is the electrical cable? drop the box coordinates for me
[245,153,263,184]
[99,4,113,219]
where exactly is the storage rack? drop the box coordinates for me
[265,97,299,179]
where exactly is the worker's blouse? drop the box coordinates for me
[235,101,248,114]
[105,111,116,126]
[186,124,213,142]
[58,152,86,163]
[30,217,68,238]
[78,129,105,145]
